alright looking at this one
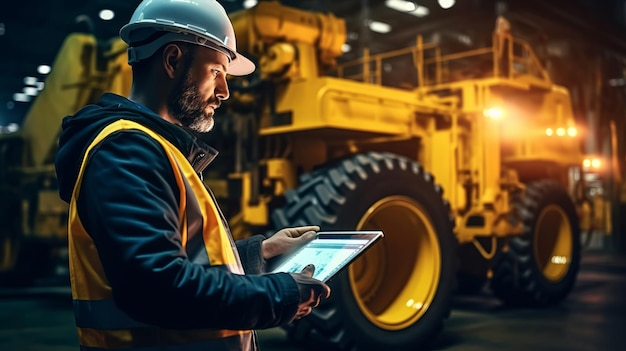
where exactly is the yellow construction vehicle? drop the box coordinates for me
[0,2,586,350]
[0,33,128,284]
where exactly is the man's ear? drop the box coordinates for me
[162,43,184,79]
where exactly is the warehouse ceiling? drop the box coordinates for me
[0,0,624,125]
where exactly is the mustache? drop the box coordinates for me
[205,98,221,110]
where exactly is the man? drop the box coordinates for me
[54,0,330,350]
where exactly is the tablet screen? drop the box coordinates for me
[269,231,384,282]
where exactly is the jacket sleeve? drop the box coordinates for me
[236,235,267,275]
[77,130,300,330]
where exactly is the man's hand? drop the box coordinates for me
[290,264,331,321]
[262,225,320,260]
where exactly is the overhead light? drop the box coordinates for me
[458,34,472,45]
[99,9,115,21]
[6,123,19,133]
[37,82,45,91]
[24,76,38,85]
[23,87,39,97]
[38,65,51,75]
[13,93,31,103]
[385,0,429,17]
[0,123,19,134]
[368,20,391,34]
[243,0,258,8]
[438,0,456,9]
[342,43,351,53]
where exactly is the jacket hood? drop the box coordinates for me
[55,93,217,202]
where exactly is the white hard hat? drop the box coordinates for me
[119,0,255,76]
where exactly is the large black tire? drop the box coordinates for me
[272,152,457,351]
[491,180,581,306]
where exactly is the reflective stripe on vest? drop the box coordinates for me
[68,119,248,349]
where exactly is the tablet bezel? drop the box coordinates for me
[267,230,384,282]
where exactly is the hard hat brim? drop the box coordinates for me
[228,54,256,76]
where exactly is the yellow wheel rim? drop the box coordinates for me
[350,195,441,330]
[533,204,572,282]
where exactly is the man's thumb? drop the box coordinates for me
[300,264,315,277]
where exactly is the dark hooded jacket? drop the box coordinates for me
[55,93,300,337]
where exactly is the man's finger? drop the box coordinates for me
[300,264,315,277]
[289,226,320,237]
[312,295,322,308]
[298,225,320,233]
[300,230,317,242]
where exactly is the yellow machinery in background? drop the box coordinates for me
[0,33,130,283]
[0,2,586,350]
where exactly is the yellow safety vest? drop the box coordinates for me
[68,119,250,350]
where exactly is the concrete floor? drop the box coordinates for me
[1,250,625,351]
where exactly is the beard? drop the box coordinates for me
[167,69,216,133]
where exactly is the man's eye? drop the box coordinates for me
[212,69,222,77]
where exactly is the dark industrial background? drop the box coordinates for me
[1,0,625,251]
[1,0,625,125]
[0,1,625,350]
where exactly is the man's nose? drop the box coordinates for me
[216,75,229,101]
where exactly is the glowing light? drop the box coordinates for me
[545,128,554,136]
[13,93,30,102]
[23,87,39,96]
[591,159,601,168]
[6,123,18,133]
[556,127,565,136]
[0,123,19,134]
[24,76,38,85]
[99,9,115,21]
[458,34,472,45]
[243,0,257,8]
[385,0,430,17]
[438,0,456,9]
[483,107,504,119]
[551,256,567,264]
[567,127,577,137]
[38,65,51,75]
[368,20,391,34]
[341,43,351,53]
[584,158,602,169]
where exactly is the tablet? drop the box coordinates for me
[268,230,384,282]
